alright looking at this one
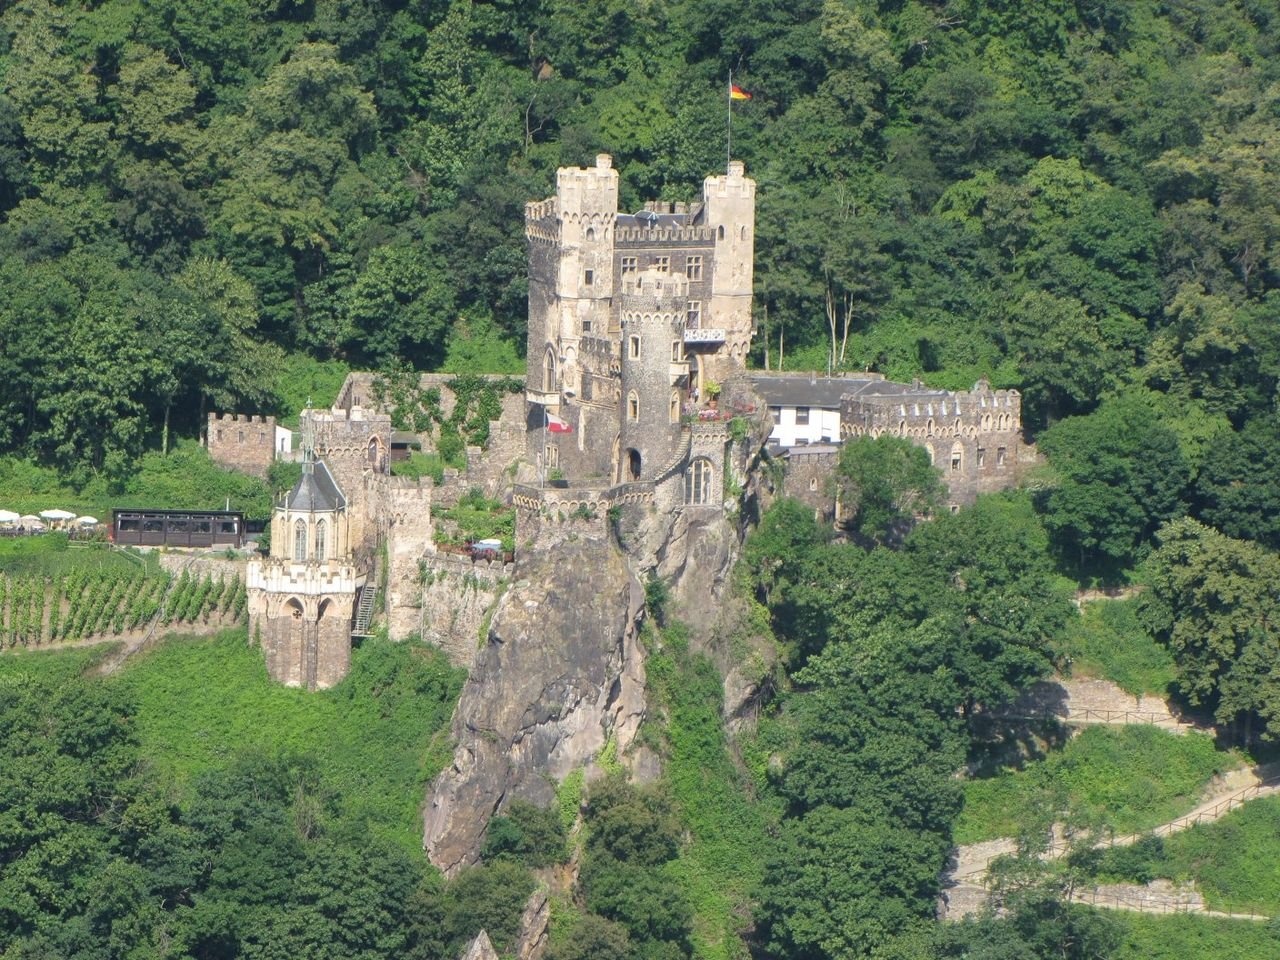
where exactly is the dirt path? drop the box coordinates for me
[942,764,1280,920]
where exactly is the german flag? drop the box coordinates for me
[730,83,752,101]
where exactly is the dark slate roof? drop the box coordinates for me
[615,211,689,230]
[390,430,420,445]
[747,374,949,408]
[287,460,346,512]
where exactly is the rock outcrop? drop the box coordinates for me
[423,530,647,874]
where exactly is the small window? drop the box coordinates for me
[628,392,639,422]
[671,341,683,362]
[808,477,818,491]
[194,520,212,534]
[238,430,244,443]
[118,518,140,532]
[997,446,1007,467]
[219,520,238,534]
[216,429,223,442]
[670,391,680,423]
[584,269,594,286]
[585,227,596,241]
[717,225,725,240]
[795,407,810,425]
[655,256,670,273]
[686,301,701,325]
[977,448,986,468]
[950,504,960,514]
[621,256,638,273]
[686,255,703,280]
[740,225,748,240]
[770,406,781,424]
[546,444,558,468]
[629,335,641,359]
[143,519,164,533]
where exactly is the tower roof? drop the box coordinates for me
[285,459,346,512]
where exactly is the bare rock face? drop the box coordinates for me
[423,532,647,874]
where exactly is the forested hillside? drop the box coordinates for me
[1,0,1278,487]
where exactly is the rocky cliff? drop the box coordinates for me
[423,529,648,874]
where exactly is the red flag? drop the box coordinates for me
[547,413,573,433]
[730,84,752,101]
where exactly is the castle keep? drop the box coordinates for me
[525,155,755,484]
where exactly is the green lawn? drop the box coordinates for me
[1111,912,1280,959]
[0,533,151,577]
[957,726,1238,844]
[2,628,465,856]
[1057,597,1177,697]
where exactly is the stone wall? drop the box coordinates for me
[781,447,839,523]
[158,553,248,584]
[376,476,434,641]
[417,552,513,666]
[254,590,354,690]
[207,413,276,478]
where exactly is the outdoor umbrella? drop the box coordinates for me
[39,508,76,521]
[0,510,18,523]
[75,516,100,525]
[19,515,45,528]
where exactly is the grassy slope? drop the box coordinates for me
[647,629,776,960]
[1,629,464,856]
[1112,913,1280,959]
[957,726,1238,844]
[1057,597,1177,697]
[0,533,152,577]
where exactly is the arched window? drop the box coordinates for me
[717,225,725,240]
[293,519,308,562]
[544,347,556,391]
[740,225,748,240]
[585,227,595,241]
[926,418,934,435]
[685,457,713,504]
[627,391,639,422]
[314,519,327,562]
[670,391,681,423]
[950,441,964,473]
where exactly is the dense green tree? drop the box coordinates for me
[832,434,944,545]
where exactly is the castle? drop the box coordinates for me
[245,157,1025,688]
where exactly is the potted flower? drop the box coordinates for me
[704,380,721,409]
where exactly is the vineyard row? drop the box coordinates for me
[0,570,247,649]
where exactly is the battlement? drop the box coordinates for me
[210,413,275,426]
[703,161,756,200]
[615,225,715,245]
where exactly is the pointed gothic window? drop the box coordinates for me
[315,519,327,562]
[293,519,308,562]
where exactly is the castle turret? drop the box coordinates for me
[702,160,756,378]
[617,269,688,481]
[526,153,619,399]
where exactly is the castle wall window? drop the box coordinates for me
[315,519,327,562]
[628,391,639,422]
[809,477,818,491]
[216,429,223,442]
[586,227,595,241]
[584,269,594,286]
[655,256,670,273]
[238,430,244,443]
[977,448,986,468]
[671,341,683,362]
[686,255,703,280]
[686,457,713,504]
[293,519,308,562]
[795,407,810,425]
[621,256,637,273]
[686,301,701,325]
[950,442,963,472]
[670,391,680,423]
[997,446,1007,467]
[545,347,556,389]
[629,335,640,359]
[718,225,725,240]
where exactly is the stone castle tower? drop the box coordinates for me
[246,457,357,690]
[524,155,756,482]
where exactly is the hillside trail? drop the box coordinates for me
[941,676,1280,921]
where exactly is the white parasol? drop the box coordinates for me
[40,508,76,521]
[74,516,100,526]
[19,515,45,528]
[0,510,18,524]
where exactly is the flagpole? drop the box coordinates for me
[541,404,547,489]
[727,70,732,166]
